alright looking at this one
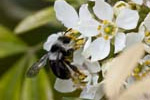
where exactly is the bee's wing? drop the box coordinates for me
[26,54,49,77]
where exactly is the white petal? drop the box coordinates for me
[126,76,136,87]
[78,4,99,37]
[54,0,79,28]
[73,49,85,66]
[144,13,150,31]
[43,33,60,51]
[114,32,126,53]
[78,19,99,37]
[131,0,143,5]
[92,74,99,85]
[90,37,110,61]
[126,32,143,48]
[79,4,93,21]
[85,60,101,73]
[143,54,150,60]
[101,59,114,77]
[116,9,139,30]
[80,85,98,99]
[94,82,104,100]
[82,38,92,58]
[145,0,150,8]
[93,0,113,21]
[144,44,150,54]
[54,78,76,93]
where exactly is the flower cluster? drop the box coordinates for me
[43,0,150,99]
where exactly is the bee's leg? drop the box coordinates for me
[64,60,80,73]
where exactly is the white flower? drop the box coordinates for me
[54,0,99,37]
[93,0,139,30]
[126,13,150,53]
[83,0,140,61]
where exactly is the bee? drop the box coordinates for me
[26,29,86,80]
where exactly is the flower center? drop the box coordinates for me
[132,59,150,80]
[100,20,117,40]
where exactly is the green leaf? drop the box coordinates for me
[0,56,28,100]
[21,55,54,100]
[0,54,54,100]
[14,7,60,34]
[0,26,28,58]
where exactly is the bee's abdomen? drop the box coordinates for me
[49,60,71,79]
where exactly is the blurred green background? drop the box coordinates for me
[0,0,88,100]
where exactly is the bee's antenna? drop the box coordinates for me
[64,28,72,35]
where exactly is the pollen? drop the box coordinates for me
[104,35,109,40]
[144,60,150,66]
[97,25,102,30]
[96,33,102,38]
[104,27,111,33]
[133,73,141,80]
[134,67,140,73]
[76,39,84,45]
[103,20,109,25]
[145,31,150,37]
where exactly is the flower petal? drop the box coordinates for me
[90,37,110,61]
[79,4,93,21]
[82,37,92,58]
[73,49,85,66]
[43,33,60,51]
[93,0,113,21]
[116,9,139,30]
[54,78,76,93]
[85,60,101,73]
[126,32,143,48]
[131,0,143,5]
[144,13,150,31]
[78,19,99,37]
[144,44,150,54]
[54,0,79,28]
[94,82,104,100]
[78,4,99,37]
[80,85,98,99]
[114,32,126,53]
[92,74,99,85]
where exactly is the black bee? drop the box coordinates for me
[26,29,81,79]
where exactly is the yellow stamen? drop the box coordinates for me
[103,20,109,25]
[134,67,140,73]
[104,27,111,33]
[104,35,109,40]
[144,60,150,65]
[97,25,102,30]
[133,73,141,80]
[145,31,150,37]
